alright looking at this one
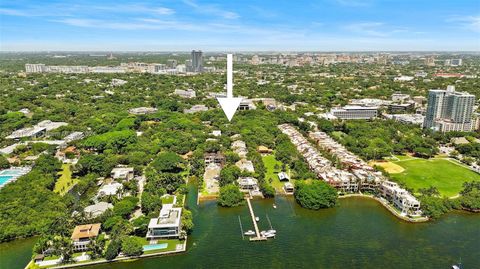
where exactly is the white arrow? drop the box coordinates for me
[217,54,243,121]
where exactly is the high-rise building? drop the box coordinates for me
[191,50,203,73]
[424,86,476,132]
[446,59,463,66]
[25,64,46,73]
[425,56,435,66]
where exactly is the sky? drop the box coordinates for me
[0,0,479,51]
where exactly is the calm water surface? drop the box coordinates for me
[1,190,479,269]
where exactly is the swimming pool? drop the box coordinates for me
[0,167,32,188]
[0,175,13,187]
[143,243,168,251]
[0,168,27,176]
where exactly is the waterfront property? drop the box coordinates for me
[71,223,101,251]
[147,204,182,239]
[278,124,422,218]
[237,177,260,195]
[8,196,480,269]
[284,182,294,193]
[379,181,421,216]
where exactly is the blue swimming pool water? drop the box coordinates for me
[0,175,13,186]
[0,169,24,176]
[142,243,168,251]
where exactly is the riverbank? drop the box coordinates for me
[199,191,430,223]
[25,239,187,269]
[3,196,480,269]
[338,193,429,223]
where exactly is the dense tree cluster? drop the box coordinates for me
[218,184,244,207]
[294,180,338,210]
[0,155,66,242]
[317,119,438,160]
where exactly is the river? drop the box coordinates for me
[1,190,479,269]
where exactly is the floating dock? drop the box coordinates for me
[246,197,267,241]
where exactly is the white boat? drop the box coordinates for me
[244,230,255,236]
[273,204,277,209]
[267,229,277,234]
[263,232,275,238]
[255,217,260,222]
[260,230,276,238]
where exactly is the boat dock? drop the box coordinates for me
[246,197,267,241]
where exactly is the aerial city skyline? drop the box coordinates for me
[0,1,479,269]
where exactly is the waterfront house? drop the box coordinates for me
[33,254,45,263]
[146,204,182,239]
[379,181,421,216]
[284,182,294,193]
[71,223,101,251]
[237,177,259,192]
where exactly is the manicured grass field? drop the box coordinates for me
[54,164,78,196]
[389,156,480,197]
[262,154,291,190]
[369,161,405,173]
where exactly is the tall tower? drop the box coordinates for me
[191,50,203,73]
[424,86,475,132]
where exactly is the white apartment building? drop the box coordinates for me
[379,181,421,216]
[329,106,378,120]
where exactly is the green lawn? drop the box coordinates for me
[140,237,184,253]
[262,154,291,190]
[161,195,175,204]
[389,157,480,197]
[54,164,78,196]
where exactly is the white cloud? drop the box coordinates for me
[343,22,415,37]
[55,18,207,31]
[182,0,239,19]
[344,22,387,37]
[0,8,29,16]
[448,15,480,32]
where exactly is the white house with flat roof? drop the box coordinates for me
[111,167,134,181]
[97,182,123,197]
[84,202,113,219]
[146,204,182,239]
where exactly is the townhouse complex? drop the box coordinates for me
[278,124,422,216]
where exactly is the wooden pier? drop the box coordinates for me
[246,197,267,241]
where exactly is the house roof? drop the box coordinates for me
[71,223,101,240]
